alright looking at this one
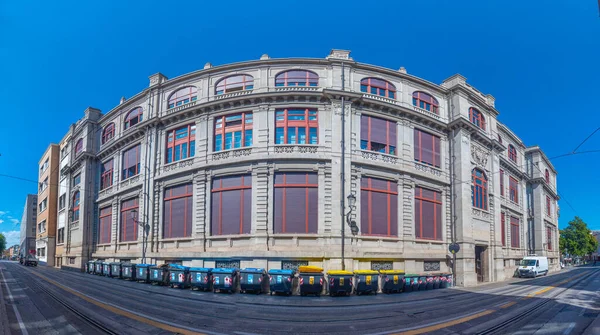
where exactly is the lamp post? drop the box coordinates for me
[131,209,150,264]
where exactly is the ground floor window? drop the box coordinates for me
[69,257,75,264]
[510,216,520,248]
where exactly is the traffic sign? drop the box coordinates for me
[449,243,460,254]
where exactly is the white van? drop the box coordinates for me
[517,256,548,278]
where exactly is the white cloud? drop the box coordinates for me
[0,211,6,216]
[1,230,21,247]
[10,219,19,225]
[0,219,4,224]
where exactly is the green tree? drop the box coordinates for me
[0,233,6,255]
[559,216,598,257]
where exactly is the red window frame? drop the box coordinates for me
[99,206,112,245]
[508,145,517,163]
[509,177,519,204]
[361,115,396,155]
[121,144,141,180]
[72,191,80,222]
[168,86,198,109]
[274,172,318,234]
[510,216,520,248]
[545,169,550,184]
[166,124,196,163]
[75,138,83,155]
[215,75,254,95]
[214,112,253,151]
[469,107,486,130]
[120,198,139,242]
[211,175,252,235]
[501,212,506,246]
[100,159,113,190]
[547,227,552,251]
[412,91,439,114]
[275,70,319,87]
[546,195,551,216]
[414,187,442,240]
[163,184,193,239]
[275,108,318,145]
[472,169,488,210]
[101,123,115,145]
[414,129,441,167]
[360,177,398,237]
[360,77,396,99]
[500,169,505,196]
[124,107,143,130]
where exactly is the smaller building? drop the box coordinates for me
[19,194,38,258]
[593,231,600,261]
[36,144,60,266]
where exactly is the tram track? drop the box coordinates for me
[475,268,600,335]
[11,264,120,335]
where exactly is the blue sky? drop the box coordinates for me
[1,1,599,246]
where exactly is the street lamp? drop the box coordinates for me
[131,209,150,264]
[346,194,359,236]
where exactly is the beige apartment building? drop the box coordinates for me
[37,144,60,266]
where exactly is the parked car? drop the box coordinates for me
[518,256,548,278]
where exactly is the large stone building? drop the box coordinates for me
[19,194,38,258]
[37,144,60,266]
[56,50,559,286]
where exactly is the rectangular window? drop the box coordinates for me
[360,115,396,155]
[275,109,318,145]
[100,159,114,190]
[360,177,399,237]
[57,227,64,244]
[69,257,75,264]
[166,124,196,163]
[211,175,251,235]
[73,174,81,187]
[274,172,318,234]
[414,187,442,240]
[39,198,47,212]
[59,194,66,210]
[501,212,506,246]
[214,112,253,151]
[120,198,139,242]
[546,195,551,216]
[547,226,552,251]
[414,129,441,167]
[510,216,520,248]
[99,206,112,244]
[121,144,141,180]
[163,184,193,238]
[499,170,504,196]
[509,177,518,204]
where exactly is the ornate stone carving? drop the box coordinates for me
[462,134,471,145]
[472,208,491,219]
[281,260,308,271]
[232,148,252,157]
[275,146,295,154]
[212,151,230,161]
[215,260,240,269]
[414,162,443,177]
[298,146,317,154]
[424,261,441,271]
[381,155,398,165]
[471,145,489,167]
[361,151,379,161]
[333,102,351,116]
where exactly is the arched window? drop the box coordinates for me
[75,138,83,155]
[168,86,197,109]
[412,91,439,114]
[508,145,517,163]
[469,107,486,130]
[72,191,80,222]
[545,169,550,183]
[275,70,318,87]
[472,168,488,210]
[124,107,143,130]
[101,123,115,145]
[215,74,254,95]
[360,78,396,99]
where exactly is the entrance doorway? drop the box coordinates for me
[475,245,488,282]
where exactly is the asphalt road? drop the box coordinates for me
[1,261,598,335]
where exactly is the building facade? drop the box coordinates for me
[37,144,60,266]
[55,129,73,268]
[54,50,557,286]
[19,194,38,258]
